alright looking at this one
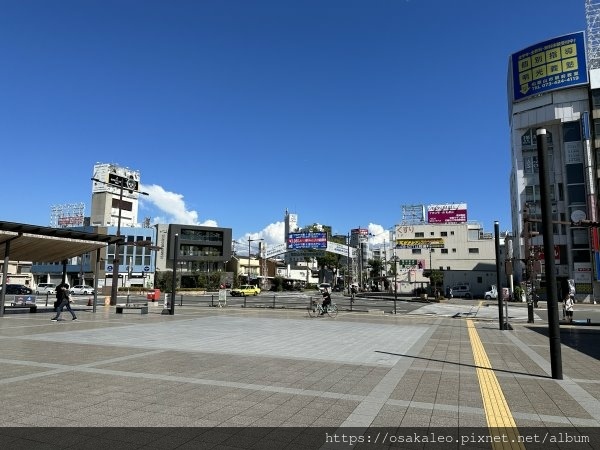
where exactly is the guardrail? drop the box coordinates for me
[117,292,418,314]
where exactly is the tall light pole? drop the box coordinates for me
[247,238,263,284]
[91,177,148,306]
[347,232,351,294]
[393,253,398,314]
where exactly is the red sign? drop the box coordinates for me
[535,245,560,262]
[427,203,467,224]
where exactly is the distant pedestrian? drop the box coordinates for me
[51,283,77,321]
[350,285,357,302]
[564,294,574,323]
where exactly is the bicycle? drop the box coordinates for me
[307,298,338,318]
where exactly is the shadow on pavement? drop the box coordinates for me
[374,350,550,378]
[527,325,600,361]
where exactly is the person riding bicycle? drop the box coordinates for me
[321,290,332,315]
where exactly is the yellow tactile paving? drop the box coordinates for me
[467,319,525,450]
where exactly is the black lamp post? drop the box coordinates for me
[393,255,398,314]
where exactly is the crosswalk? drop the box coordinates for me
[408,301,539,321]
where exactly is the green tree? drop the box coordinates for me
[367,258,384,278]
[422,269,444,295]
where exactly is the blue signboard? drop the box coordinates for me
[287,232,327,249]
[511,31,588,102]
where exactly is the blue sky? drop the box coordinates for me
[0,0,587,250]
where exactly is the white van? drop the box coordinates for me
[451,284,472,299]
[484,285,498,300]
[35,283,56,295]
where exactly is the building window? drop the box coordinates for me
[452,248,456,253]
[441,248,448,254]
[446,266,451,270]
[468,248,479,254]
[451,231,454,235]
[412,249,422,255]
[441,231,448,237]
[592,90,600,109]
[430,232,434,236]
[415,232,424,237]
[593,118,600,136]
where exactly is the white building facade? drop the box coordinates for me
[391,221,500,297]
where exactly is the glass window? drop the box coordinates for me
[566,164,584,183]
[594,119,600,136]
[563,121,581,142]
[415,232,424,238]
[567,185,586,203]
[592,90,600,108]
[441,248,448,254]
[412,249,422,255]
[468,248,479,254]
[441,231,448,237]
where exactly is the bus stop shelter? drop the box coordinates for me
[0,221,120,317]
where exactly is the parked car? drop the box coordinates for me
[70,285,95,295]
[3,284,33,295]
[230,285,261,296]
[451,284,473,299]
[35,283,56,295]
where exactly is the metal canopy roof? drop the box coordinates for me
[0,221,120,262]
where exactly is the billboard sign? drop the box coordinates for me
[287,232,327,249]
[396,238,444,249]
[57,215,85,227]
[511,31,588,102]
[327,241,357,258]
[427,203,467,224]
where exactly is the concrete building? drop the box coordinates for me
[508,31,598,302]
[391,220,502,298]
[155,223,233,288]
[90,163,142,228]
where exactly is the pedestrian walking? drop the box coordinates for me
[564,294,574,323]
[51,282,77,321]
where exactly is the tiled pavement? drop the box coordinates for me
[0,301,599,449]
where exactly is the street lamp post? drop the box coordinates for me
[247,238,264,285]
[347,232,351,294]
[91,177,148,306]
[393,254,398,314]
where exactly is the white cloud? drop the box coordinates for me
[140,184,217,226]
[367,223,392,246]
[232,221,286,255]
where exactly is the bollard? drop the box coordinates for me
[527,300,534,323]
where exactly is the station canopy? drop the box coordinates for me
[0,221,120,262]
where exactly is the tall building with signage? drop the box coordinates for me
[508,31,598,301]
[90,163,142,227]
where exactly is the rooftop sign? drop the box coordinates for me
[511,31,588,102]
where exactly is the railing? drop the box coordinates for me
[115,292,416,314]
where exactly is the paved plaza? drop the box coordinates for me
[0,300,599,449]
